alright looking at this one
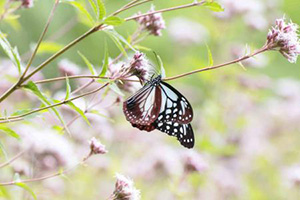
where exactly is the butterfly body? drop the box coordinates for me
[123,75,194,148]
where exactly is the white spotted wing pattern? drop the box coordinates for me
[123,75,194,148]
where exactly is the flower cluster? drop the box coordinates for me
[135,5,166,36]
[113,173,141,200]
[89,137,108,155]
[267,17,300,63]
[109,52,152,85]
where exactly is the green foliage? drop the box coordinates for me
[24,81,70,134]
[66,102,91,126]
[0,31,22,74]
[206,44,214,66]
[78,51,97,75]
[103,16,125,26]
[203,1,224,12]
[15,182,37,200]
[37,41,63,55]
[0,125,20,140]
[99,42,109,77]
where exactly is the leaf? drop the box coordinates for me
[104,30,127,57]
[109,82,124,97]
[78,51,97,75]
[90,110,115,123]
[0,125,20,140]
[0,141,8,160]
[134,45,152,52]
[0,31,23,74]
[103,16,125,26]
[65,76,71,100]
[87,0,97,19]
[109,29,135,51]
[65,1,94,23]
[15,182,37,200]
[153,52,166,78]
[203,1,224,12]
[206,44,214,66]
[24,81,70,135]
[66,102,91,126]
[96,0,106,20]
[99,42,109,77]
[36,41,63,54]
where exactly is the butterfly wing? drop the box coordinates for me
[159,81,193,124]
[154,120,194,148]
[123,82,162,125]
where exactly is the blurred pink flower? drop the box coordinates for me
[182,150,208,173]
[58,59,81,76]
[168,17,209,45]
[267,17,300,63]
[113,173,141,200]
[89,137,108,155]
[135,5,166,36]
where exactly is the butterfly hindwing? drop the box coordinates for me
[159,81,193,124]
[154,120,194,149]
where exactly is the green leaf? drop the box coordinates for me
[153,52,166,78]
[203,1,224,12]
[0,185,11,198]
[99,42,109,77]
[65,1,94,23]
[104,30,127,57]
[90,110,115,123]
[78,51,97,75]
[36,41,63,54]
[109,29,135,51]
[96,0,106,20]
[65,76,71,100]
[0,141,8,160]
[0,31,22,74]
[206,44,214,66]
[24,81,70,135]
[66,102,90,126]
[109,82,124,97]
[0,125,20,140]
[87,0,97,19]
[134,45,152,52]
[103,16,125,26]
[15,182,37,200]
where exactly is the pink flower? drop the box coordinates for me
[89,137,108,155]
[58,59,81,76]
[113,173,141,200]
[267,17,300,63]
[135,5,166,36]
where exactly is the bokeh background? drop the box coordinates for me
[1,0,300,199]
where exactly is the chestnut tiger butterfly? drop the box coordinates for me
[123,75,194,148]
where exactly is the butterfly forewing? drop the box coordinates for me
[154,120,194,148]
[123,81,162,125]
[158,81,193,124]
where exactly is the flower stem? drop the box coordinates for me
[0,152,93,186]
[125,0,206,21]
[0,82,110,121]
[163,46,269,81]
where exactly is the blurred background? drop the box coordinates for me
[0,0,300,199]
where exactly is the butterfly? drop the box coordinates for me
[123,75,194,148]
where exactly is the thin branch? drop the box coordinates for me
[0,83,110,121]
[163,46,269,81]
[0,150,26,169]
[125,0,206,21]
[0,152,93,186]
[0,25,101,103]
[20,0,60,80]
[111,0,141,16]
